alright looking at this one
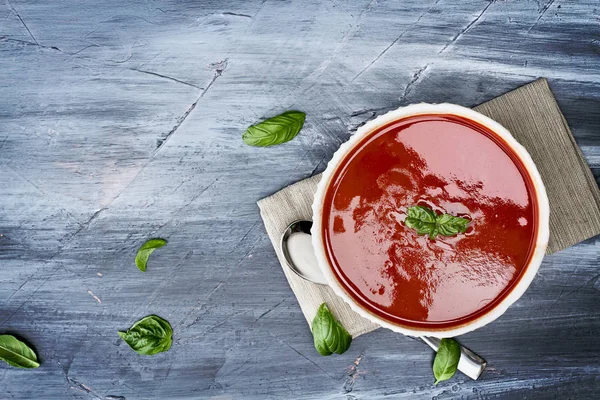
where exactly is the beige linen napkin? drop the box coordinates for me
[257,78,600,337]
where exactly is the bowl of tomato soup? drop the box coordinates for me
[312,103,549,337]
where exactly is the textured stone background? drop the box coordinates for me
[0,0,599,399]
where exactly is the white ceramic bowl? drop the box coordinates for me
[311,103,550,338]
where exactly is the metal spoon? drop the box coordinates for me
[281,220,487,380]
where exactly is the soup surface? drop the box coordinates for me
[322,114,537,329]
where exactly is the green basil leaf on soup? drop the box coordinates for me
[404,205,470,239]
[435,213,469,236]
[404,205,437,235]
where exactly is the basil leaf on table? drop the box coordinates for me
[0,335,40,369]
[118,315,172,356]
[404,205,470,239]
[135,238,167,272]
[433,338,461,384]
[311,303,352,356]
[242,110,306,147]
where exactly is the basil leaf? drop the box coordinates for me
[311,303,352,356]
[118,315,172,356]
[433,338,460,384]
[242,110,306,147]
[404,205,437,236]
[404,206,470,239]
[135,238,167,272]
[0,335,40,368]
[436,214,469,236]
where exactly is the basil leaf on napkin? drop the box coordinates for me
[311,303,352,356]
[404,205,470,239]
[433,338,461,384]
[135,238,167,272]
[242,110,306,147]
[118,315,172,356]
[0,335,40,368]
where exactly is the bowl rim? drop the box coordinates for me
[311,103,550,338]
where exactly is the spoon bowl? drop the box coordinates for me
[281,220,327,285]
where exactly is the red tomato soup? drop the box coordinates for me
[322,114,538,329]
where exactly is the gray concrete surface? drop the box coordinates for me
[1,0,599,399]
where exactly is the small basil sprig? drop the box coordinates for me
[0,335,40,369]
[118,315,173,356]
[135,238,167,272]
[404,205,470,239]
[242,110,306,147]
[311,303,352,356]
[433,338,461,384]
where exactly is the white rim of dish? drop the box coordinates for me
[311,103,550,338]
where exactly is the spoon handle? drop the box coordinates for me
[420,336,487,380]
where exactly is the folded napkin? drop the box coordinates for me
[257,78,600,337]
